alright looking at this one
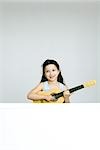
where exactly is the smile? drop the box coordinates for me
[50,76,55,78]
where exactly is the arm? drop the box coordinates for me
[27,83,54,101]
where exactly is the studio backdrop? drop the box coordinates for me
[0,1,99,102]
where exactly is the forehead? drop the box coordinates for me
[45,64,58,70]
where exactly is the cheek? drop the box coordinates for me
[53,72,59,77]
[56,71,60,76]
[45,72,49,77]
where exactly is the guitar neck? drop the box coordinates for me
[69,84,84,93]
[52,84,84,99]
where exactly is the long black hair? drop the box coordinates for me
[40,59,65,85]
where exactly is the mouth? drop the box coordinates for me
[50,76,55,79]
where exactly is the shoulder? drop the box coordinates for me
[37,81,48,90]
[36,82,44,89]
[31,82,44,92]
[27,82,43,96]
[42,81,50,91]
[59,82,68,91]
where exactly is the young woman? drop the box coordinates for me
[27,59,71,103]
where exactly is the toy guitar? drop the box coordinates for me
[32,80,96,103]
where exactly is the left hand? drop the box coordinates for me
[63,90,71,103]
[63,90,71,98]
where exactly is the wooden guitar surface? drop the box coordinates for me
[32,88,65,103]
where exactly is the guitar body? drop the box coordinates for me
[32,88,65,103]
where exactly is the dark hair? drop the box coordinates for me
[40,59,65,85]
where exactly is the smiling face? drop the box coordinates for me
[44,64,60,82]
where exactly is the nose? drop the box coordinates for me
[49,71,53,76]
[50,72,52,76]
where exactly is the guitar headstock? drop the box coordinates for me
[83,80,96,88]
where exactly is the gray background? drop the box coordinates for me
[0,0,99,102]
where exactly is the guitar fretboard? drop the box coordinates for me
[52,84,84,99]
[69,84,84,93]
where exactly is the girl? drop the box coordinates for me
[27,59,71,103]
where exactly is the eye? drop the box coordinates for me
[52,69,55,71]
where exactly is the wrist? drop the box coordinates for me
[44,95,48,100]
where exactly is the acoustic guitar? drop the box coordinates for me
[32,80,96,103]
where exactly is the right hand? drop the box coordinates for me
[45,95,55,102]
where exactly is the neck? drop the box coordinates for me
[48,80,58,85]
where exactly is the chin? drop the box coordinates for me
[49,78,56,82]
